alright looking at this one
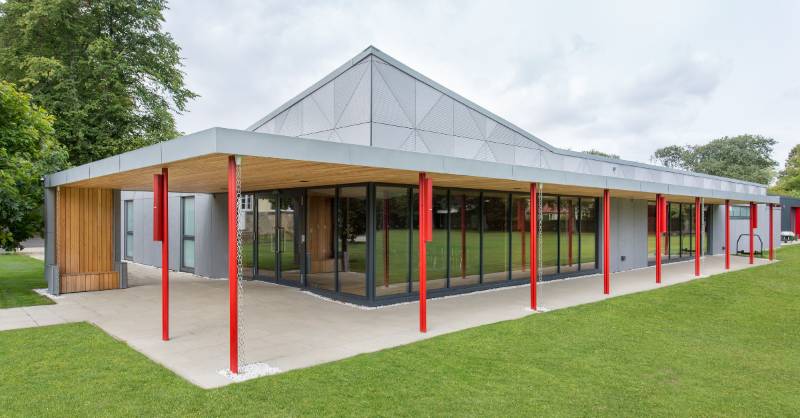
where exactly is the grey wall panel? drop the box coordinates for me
[710,205,726,255]
[610,198,648,273]
[372,123,413,150]
[335,123,371,146]
[208,193,229,278]
[727,204,781,254]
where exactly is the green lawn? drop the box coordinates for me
[1,246,799,416]
[0,254,53,308]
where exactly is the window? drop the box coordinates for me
[482,192,509,282]
[579,198,597,270]
[448,190,481,287]
[730,205,750,219]
[412,187,448,292]
[181,197,195,271]
[338,186,367,296]
[124,200,134,260]
[375,186,411,296]
[510,194,530,280]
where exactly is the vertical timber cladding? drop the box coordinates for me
[56,187,119,293]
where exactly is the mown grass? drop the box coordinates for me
[1,246,798,416]
[0,254,52,309]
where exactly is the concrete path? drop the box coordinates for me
[0,255,772,388]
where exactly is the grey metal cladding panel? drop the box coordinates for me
[452,136,484,160]
[346,144,445,174]
[607,177,641,192]
[162,128,217,163]
[335,123,371,146]
[487,142,514,164]
[473,142,496,162]
[120,143,162,172]
[300,129,335,141]
[486,120,516,145]
[63,165,91,183]
[453,101,483,140]
[416,130,454,156]
[372,61,414,128]
[443,158,513,180]
[282,105,302,137]
[514,146,541,168]
[255,117,276,134]
[416,82,454,135]
[335,61,370,126]
[301,83,335,135]
[638,181,669,195]
[337,64,371,128]
[89,156,120,178]
[372,123,413,150]
[217,129,353,164]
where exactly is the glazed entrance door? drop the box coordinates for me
[255,190,304,284]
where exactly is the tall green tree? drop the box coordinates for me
[0,0,197,166]
[583,149,620,159]
[0,81,68,250]
[651,134,777,184]
[772,144,800,197]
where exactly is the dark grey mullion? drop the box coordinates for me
[506,193,512,281]
[334,187,340,293]
[366,184,375,302]
[577,197,582,271]
[479,191,484,284]
[407,186,412,294]
[445,189,451,289]
[556,196,561,274]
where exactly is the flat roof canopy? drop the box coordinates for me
[46,127,777,205]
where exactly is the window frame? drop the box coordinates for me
[180,196,196,273]
[124,200,134,261]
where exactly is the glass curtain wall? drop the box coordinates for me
[647,201,657,263]
[559,197,579,273]
[306,188,336,291]
[449,190,481,286]
[579,198,597,270]
[412,188,448,291]
[375,186,411,297]
[240,195,255,279]
[510,194,530,280]
[541,196,558,275]
[337,186,367,297]
[482,192,509,282]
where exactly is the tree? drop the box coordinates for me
[583,149,620,159]
[0,0,197,166]
[772,144,800,197]
[0,81,68,251]
[651,135,777,184]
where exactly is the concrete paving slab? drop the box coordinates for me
[0,255,773,388]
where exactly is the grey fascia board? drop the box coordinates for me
[161,128,218,162]
[44,127,771,204]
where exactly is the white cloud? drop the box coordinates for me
[162,0,799,168]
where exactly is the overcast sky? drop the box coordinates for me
[162,0,799,170]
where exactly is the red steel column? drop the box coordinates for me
[603,189,610,295]
[749,202,755,264]
[530,183,538,310]
[420,174,427,332]
[769,204,774,261]
[161,168,169,341]
[227,156,238,374]
[655,194,662,284]
[725,200,730,270]
[695,197,701,277]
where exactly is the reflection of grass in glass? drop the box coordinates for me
[243,230,601,285]
[646,233,707,258]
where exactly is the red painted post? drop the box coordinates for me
[603,189,610,295]
[769,204,774,261]
[749,202,756,264]
[725,200,730,270]
[694,197,700,277]
[418,172,427,333]
[227,156,238,374]
[530,183,538,310]
[161,168,169,341]
[655,194,662,284]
